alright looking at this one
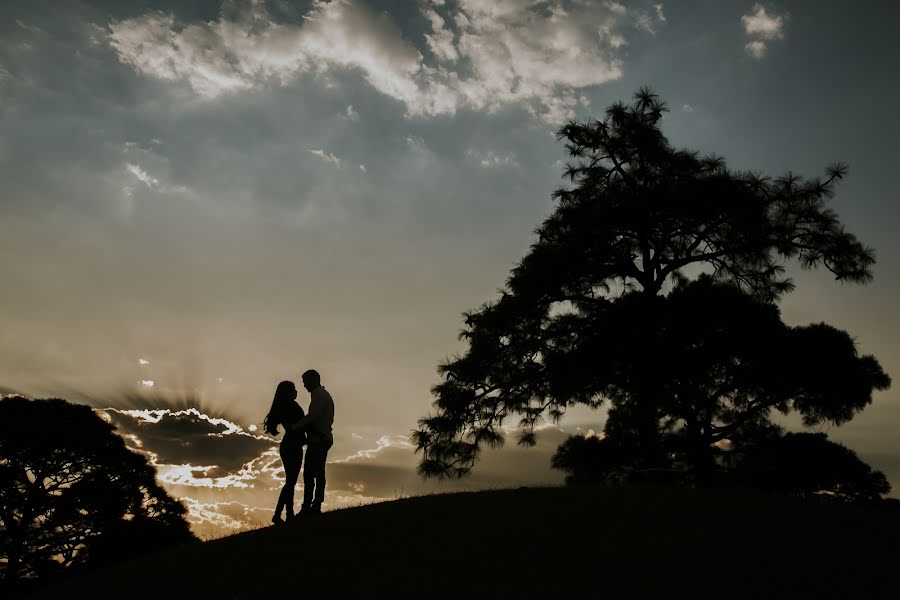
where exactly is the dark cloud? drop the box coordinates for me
[103,407,274,471]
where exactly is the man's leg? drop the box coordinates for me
[302,444,319,511]
[301,442,329,512]
[312,438,333,509]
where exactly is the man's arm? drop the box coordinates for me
[291,398,321,432]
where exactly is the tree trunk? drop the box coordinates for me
[5,534,23,581]
[634,290,665,467]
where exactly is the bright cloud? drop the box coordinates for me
[156,450,275,489]
[741,4,787,60]
[110,406,270,440]
[126,163,159,188]
[423,7,459,62]
[179,498,272,538]
[308,148,342,168]
[106,0,661,123]
[333,434,413,463]
[741,4,786,39]
[745,40,767,59]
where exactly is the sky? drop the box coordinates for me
[2,0,899,537]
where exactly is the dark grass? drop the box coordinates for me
[20,485,900,599]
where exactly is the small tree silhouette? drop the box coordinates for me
[414,88,882,478]
[0,396,195,582]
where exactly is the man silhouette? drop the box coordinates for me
[291,369,334,515]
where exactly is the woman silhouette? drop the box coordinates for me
[263,380,306,524]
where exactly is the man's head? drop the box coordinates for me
[301,369,321,392]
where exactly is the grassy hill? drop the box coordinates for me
[22,485,900,599]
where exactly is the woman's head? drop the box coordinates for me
[274,380,297,403]
[264,380,297,435]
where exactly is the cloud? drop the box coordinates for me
[106,2,427,104]
[741,4,787,60]
[422,7,458,62]
[121,142,191,201]
[102,406,275,473]
[156,448,278,490]
[16,19,43,34]
[126,163,160,188]
[179,497,272,538]
[465,148,519,168]
[404,134,428,153]
[308,148,343,168]
[325,424,573,500]
[105,0,655,123]
[741,4,786,39]
[98,405,284,533]
[429,0,631,122]
[333,434,414,463]
[745,40,767,60]
[635,3,667,34]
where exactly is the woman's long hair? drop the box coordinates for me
[264,380,296,435]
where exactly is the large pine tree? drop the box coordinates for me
[414,89,884,478]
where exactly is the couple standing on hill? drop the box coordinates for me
[263,369,335,523]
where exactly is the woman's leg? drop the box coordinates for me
[277,442,303,520]
[274,447,288,520]
[283,447,302,518]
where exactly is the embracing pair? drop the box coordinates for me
[263,369,335,523]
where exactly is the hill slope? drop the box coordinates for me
[24,485,900,599]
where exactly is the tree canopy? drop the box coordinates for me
[653,276,888,472]
[413,89,885,480]
[0,396,195,582]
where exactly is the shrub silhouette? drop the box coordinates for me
[551,435,629,485]
[0,396,195,582]
[734,432,890,501]
[414,88,885,479]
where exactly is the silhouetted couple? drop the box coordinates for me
[263,369,335,523]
